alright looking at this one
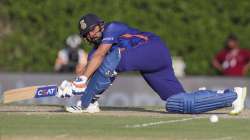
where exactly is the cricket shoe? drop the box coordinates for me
[83,101,101,113]
[229,87,247,115]
[65,101,101,113]
[65,106,83,113]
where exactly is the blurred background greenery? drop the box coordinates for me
[0,0,250,75]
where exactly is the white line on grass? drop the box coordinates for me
[207,136,232,140]
[125,116,205,128]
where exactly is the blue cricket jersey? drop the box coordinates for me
[86,21,185,100]
[88,21,154,60]
[101,21,152,46]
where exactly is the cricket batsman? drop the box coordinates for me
[57,13,247,114]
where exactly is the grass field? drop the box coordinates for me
[0,105,249,140]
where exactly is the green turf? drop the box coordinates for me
[0,113,249,140]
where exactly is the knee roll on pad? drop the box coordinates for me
[166,89,237,114]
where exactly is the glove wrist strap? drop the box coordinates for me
[78,75,88,83]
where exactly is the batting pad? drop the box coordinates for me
[166,89,237,114]
[81,48,121,108]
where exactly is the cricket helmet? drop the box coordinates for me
[79,13,104,37]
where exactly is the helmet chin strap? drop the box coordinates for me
[86,36,102,45]
[93,38,102,45]
[86,30,102,45]
[86,26,104,45]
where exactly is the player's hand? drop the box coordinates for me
[57,80,73,98]
[71,76,87,95]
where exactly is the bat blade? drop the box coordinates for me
[3,85,58,104]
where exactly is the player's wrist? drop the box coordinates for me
[74,75,88,84]
[72,76,87,93]
[78,75,88,83]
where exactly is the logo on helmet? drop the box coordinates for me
[80,19,87,30]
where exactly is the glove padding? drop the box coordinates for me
[71,76,87,95]
[57,80,73,98]
[56,76,87,98]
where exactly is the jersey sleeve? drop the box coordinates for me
[101,22,126,45]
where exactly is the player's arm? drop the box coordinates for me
[83,43,112,79]
[57,22,121,97]
[57,44,112,97]
[81,23,122,78]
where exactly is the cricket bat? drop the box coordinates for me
[2,85,58,104]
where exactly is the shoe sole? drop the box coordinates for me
[229,87,247,115]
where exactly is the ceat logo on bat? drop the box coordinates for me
[35,85,57,98]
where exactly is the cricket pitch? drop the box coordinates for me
[0,105,249,140]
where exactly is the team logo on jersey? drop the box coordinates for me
[102,37,114,41]
[80,19,87,30]
[35,85,57,98]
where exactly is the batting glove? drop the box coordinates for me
[57,80,73,98]
[72,76,87,95]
